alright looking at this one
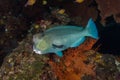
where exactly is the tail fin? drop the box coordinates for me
[85,18,99,39]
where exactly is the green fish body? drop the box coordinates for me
[33,18,98,57]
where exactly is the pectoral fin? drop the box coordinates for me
[55,51,63,57]
[70,37,86,47]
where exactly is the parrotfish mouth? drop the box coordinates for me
[33,46,42,54]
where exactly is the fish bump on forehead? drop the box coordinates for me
[33,34,40,42]
[33,33,44,43]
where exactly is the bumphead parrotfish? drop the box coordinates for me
[33,18,99,57]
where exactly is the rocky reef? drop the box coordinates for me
[0,0,120,80]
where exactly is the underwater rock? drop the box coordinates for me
[96,0,120,24]
[48,38,97,80]
[0,35,56,80]
[0,15,30,66]
[47,0,98,26]
[94,54,119,80]
[63,0,98,26]
[0,20,119,80]
[48,38,120,80]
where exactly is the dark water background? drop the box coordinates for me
[93,16,120,56]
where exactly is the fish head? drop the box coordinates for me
[33,33,50,54]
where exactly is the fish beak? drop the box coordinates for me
[33,46,42,54]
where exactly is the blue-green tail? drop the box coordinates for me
[85,18,99,39]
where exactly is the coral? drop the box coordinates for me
[94,54,118,80]
[48,38,120,80]
[1,35,119,80]
[63,0,98,26]
[49,38,97,80]
[0,15,29,66]
[47,0,98,26]
[1,0,120,80]
[96,0,120,24]
[0,35,56,80]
